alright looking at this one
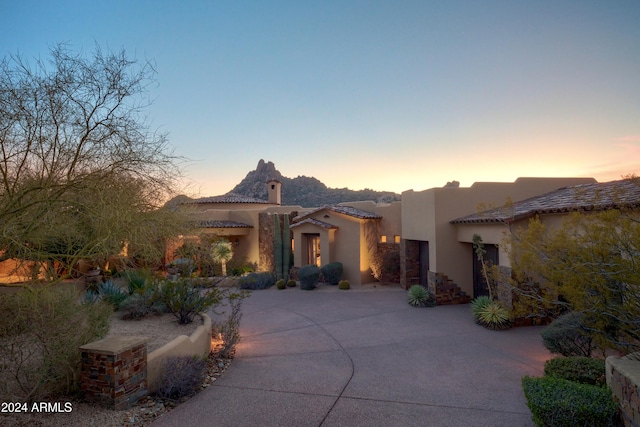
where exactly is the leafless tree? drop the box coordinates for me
[0,44,186,280]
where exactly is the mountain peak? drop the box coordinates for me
[229,160,400,207]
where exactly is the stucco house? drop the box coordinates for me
[174,175,635,299]
[172,180,304,272]
[398,177,597,303]
[290,200,401,285]
[449,178,640,300]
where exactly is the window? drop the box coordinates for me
[380,235,387,243]
[394,235,401,244]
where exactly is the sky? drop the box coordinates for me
[1,0,640,197]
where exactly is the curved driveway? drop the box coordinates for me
[151,284,550,427]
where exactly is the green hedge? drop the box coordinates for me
[541,311,593,357]
[522,376,617,427]
[320,262,343,285]
[544,357,606,387]
[239,272,277,290]
[299,265,320,290]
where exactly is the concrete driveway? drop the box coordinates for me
[151,284,550,427]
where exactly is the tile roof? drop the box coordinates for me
[293,205,382,222]
[289,218,339,229]
[196,220,253,229]
[451,179,640,224]
[186,193,271,204]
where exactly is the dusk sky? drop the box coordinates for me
[1,1,639,197]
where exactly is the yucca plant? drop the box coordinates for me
[470,295,492,318]
[475,300,512,330]
[407,285,430,307]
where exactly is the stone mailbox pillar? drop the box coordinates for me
[80,335,148,410]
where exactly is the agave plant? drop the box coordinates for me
[470,295,492,319]
[475,300,512,330]
[407,285,430,307]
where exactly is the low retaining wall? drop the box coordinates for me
[607,353,640,427]
[147,313,212,394]
[81,312,213,407]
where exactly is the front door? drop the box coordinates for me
[306,234,321,266]
[473,244,499,298]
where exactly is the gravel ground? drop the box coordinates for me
[1,313,233,427]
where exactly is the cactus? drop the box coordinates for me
[282,213,291,280]
[274,213,283,280]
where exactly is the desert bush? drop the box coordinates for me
[155,356,207,400]
[522,376,617,427]
[407,285,429,307]
[338,280,350,290]
[214,290,250,358]
[470,295,492,318]
[94,280,129,310]
[287,279,297,288]
[122,269,153,294]
[541,311,593,357]
[544,357,606,387]
[473,299,512,330]
[320,262,343,285]
[239,272,277,290]
[161,279,224,324]
[227,258,256,276]
[276,279,286,290]
[299,265,320,290]
[120,281,166,320]
[0,286,112,403]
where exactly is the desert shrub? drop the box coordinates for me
[470,295,492,318]
[0,286,112,403]
[287,279,297,288]
[338,280,350,290]
[320,262,343,285]
[95,280,129,310]
[407,285,429,307]
[541,311,593,357]
[227,258,256,276]
[214,290,250,358]
[239,272,277,290]
[299,265,320,290]
[522,376,617,427]
[155,355,207,400]
[473,300,512,330]
[120,281,166,320]
[544,357,606,387]
[172,258,196,277]
[161,279,224,324]
[122,268,155,294]
[276,279,286,290]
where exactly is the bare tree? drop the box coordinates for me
[0,44,186,280]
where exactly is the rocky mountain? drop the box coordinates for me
[229,159,400,207]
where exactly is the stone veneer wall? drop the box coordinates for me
[607,354,640,427]
[428,271,471,305]
[400,239,419,290]
[375,242,401,282]
[80,336,148,410]
[258,212,274,273]
[258,211,296,274]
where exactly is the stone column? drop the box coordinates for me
[80,335,148,410]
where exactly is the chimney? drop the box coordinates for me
[266,179,281,205]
